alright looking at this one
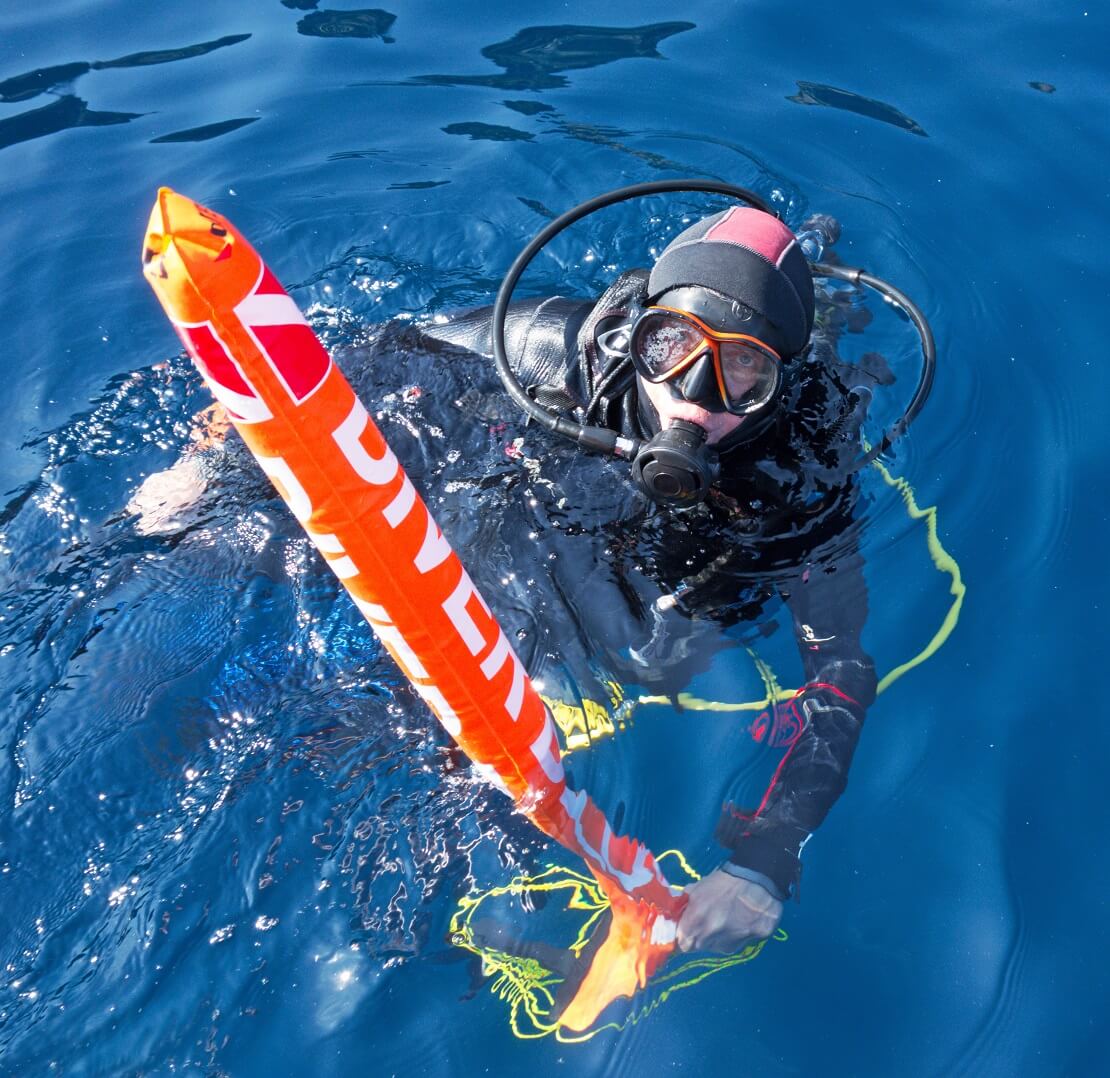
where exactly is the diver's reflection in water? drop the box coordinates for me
[402,22,695,91]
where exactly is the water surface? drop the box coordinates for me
[1,1,1107,1073]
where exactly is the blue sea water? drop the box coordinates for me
[1,1,1108,1074]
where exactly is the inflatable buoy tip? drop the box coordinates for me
[557,890,677,1032]
[149,190,231,256]
[142,191,254,319]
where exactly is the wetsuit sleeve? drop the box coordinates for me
[419,296,593,408]
[715,547,877,899]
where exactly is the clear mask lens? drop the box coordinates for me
[632,314,706,378]
[719,341,777,410]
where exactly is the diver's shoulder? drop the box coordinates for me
[415,296,592,362]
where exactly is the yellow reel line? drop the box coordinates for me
[869,457,965,694]
[448,851,785,1043]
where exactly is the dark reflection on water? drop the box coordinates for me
[545,116,693,171]
[442,122,534,143]
[517,195,556,219]
[96,34,253,70]
[150,117,259,143]
[0,34,252,103]
[787,80,928,136]
[327,148,385,160]
[495,99,712,175]
[296,9,396,42]
[405,22,694,90]
[387,180,450,190]
[0,62,89,103]
[502,99,555,116]
[0,95,141,152]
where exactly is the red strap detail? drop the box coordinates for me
[749,683,860,818]
[804,682,860,708]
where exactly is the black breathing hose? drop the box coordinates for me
[491,181,936,470]
[809,262,937,467]
[491,180,775,459]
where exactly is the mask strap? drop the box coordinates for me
[576,269,650,394]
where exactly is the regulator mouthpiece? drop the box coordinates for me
[630,420,720,506]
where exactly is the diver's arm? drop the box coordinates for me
[676,865,783,954]
[783,544,877,706]
[421,296,592,386]
[715,546,877,899]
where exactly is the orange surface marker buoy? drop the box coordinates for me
[141,188,685,1030]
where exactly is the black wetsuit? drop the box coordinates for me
[410,271,885,901]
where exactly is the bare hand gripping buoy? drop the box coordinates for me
[141,187,686,1031]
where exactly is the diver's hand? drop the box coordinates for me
[676,867,783,954]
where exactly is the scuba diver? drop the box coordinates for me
[409,183,934,956]
[130,181,933,960]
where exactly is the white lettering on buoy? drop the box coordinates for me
[442,571,492,655]
[333,399,400,485]
[352,596,429,680]
[479,630,526,722]
[257,453,312,522]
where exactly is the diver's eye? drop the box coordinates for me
[718,341,777,408]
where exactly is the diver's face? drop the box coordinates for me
[636,373,746,446]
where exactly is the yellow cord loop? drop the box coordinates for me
[449,855,783,1042]
[868,458,966,694]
